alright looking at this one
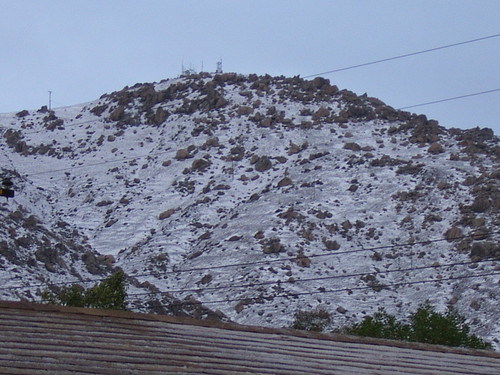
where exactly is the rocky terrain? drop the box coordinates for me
[0,73,498,347]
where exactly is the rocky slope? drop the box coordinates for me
[0,73,498,347]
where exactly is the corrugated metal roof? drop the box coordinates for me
[0,301,498,374]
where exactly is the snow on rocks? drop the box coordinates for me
[0,72,498,347]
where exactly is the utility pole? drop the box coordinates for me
[48,91,52,111]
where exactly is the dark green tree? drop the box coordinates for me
[345,308,412,341]
[344,303,491,350]
[41,271,127,310]
[409,302,491,349]
[83,271,127,310]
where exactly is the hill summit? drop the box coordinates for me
[0,72,498,347]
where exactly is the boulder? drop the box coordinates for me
[175,149,192,160]
[428,142,444,154]
[254,156,272,172]
[277,177,292,187]
[323,239,340,250]
[343,142,361,151]
[159,209,176,220]
[444,226,462,241]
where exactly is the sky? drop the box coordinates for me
[1,0,499,134]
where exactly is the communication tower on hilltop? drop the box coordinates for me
[216,58,223,74]
[181,61,197,76]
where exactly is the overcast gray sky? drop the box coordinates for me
[2,0,499,134]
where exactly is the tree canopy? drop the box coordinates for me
[41,271,126,310]
[344,303,491,350]
[291,302,492,350]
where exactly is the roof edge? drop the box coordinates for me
[2,300,498,358]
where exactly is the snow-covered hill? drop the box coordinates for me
[0,73,498,347]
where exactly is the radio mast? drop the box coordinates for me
[216,58,223,74]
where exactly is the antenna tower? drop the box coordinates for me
[216,58,223,74]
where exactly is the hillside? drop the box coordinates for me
[0,73,498,347]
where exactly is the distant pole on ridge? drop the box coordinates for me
[48,91,52,111]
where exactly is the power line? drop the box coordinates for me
[0,125,173,178]
[29,150,169,177]
[128,271,500,307]
[398,88,500,110]
[2,110,487,179]
[0,117,97,136]
[131,231,499,277]
[124,258,497,298]
[1,118,177,179]
[303,32,500,78]
[3,231,498,292]
[7,95,499,179]
[3,80,499,179]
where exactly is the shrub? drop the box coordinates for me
[293,303,492,350]
[345,308,411,341]
[344,303,491,350]
[41,271,127,310]
[409,302,491,349]
[291,308,331,332]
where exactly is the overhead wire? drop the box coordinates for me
[301,32,500,112]
[6,88,499,179]
[5,31,499,139]
[2,231,498,292]
[302,32,500,78]
[29,149,172,177]
[125,258,498,297]
[398,88,500,110]
[0,31,497,145]
[0,118,98,135]
[131,232,498,278]
[1,33,498,299]
[0,115,177,178]
[0,34,498,315]
[2,32,499,178]
[128,271,500,307]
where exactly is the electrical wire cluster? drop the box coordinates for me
[0,33,498,310]
[2,232,498,310]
